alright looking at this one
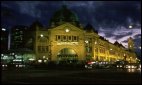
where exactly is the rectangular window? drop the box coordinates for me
[58,36,60,40]
[72,36,77,42]
[63,36,67,41]
[63,36,66,40]
[38,46,48,53]
[68,36,72,41]
[56,35,61,41]
[74,36,77,40]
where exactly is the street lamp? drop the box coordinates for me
[129,25,133,29]
[85,40,89,43]
[38,60,42,63]
[124,53,126,61]
[40,34,43,37]
[124,54,126,56]
[139,46,141,49]
[43,56,45,59]
[65,29,70,32]
[2,28,6,31]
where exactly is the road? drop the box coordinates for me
[2,68,141,84]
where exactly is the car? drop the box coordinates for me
[114,60,128,69]
[85,61,96,69]
[85,61,111,69]
[125,64,137,69]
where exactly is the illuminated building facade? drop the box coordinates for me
[25,6,137,63]
[11,25,28,49]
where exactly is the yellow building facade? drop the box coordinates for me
[29,6,137,63]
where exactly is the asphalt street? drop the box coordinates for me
[2,68,141,84]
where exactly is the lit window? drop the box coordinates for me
[58,36,60,40]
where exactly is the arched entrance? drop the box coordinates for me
[57,48,78,64]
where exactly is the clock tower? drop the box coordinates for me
[128,37,134,51]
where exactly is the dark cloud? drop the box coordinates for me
[93,1,141,28]
[133,36,141,47]
[114,32,133,40]
[134,34,141,39]
[1,1,141,28]
[122,40,127,43]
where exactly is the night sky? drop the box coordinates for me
[1,1,141,57]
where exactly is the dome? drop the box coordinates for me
[50,5,80,27]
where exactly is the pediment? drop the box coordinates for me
[51,23,84,32]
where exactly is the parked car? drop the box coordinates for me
[85,61,111,69]
[114,60,128,69]
[125,63,137,69]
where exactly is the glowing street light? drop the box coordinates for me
[139,46,141,49]
[1,54,3,56]
[65,29,70,32]
[95,42,97,44]
[85,40,89,43]
[124,54,126,56]
[40,34,43,37]
[129,25,133,28]
[2,28,6,31]
[38,60,42,63]
[110,48,112,50]
[43,56,45,59]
